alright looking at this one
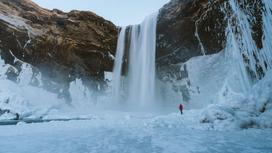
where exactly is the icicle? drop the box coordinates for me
[261,0,272,70]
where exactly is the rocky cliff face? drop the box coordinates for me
[0,0,266,102]
[156,0,263,66]
[156,0,265,102]
[0,0,118,98]
[157,0,225,66]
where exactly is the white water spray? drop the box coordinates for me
[112,28,126,103]
[112,13,158,106]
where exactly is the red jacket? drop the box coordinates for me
[179,104,183,112]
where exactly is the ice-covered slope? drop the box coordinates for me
[196,68,272,129]
[0,57,63,120]
[0,57,108,121]
[155,0,272,129]
[157,53,272,130]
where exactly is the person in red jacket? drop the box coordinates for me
[179,104,184,115]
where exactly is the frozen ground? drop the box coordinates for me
[0,67,272,153]
[1,47,272,153]
[0,112,272,153]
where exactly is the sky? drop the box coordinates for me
[32,0,170,26]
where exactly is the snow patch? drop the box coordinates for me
[0,13,39,36]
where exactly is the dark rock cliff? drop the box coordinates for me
[0,0,118,98]
[156,0,264,74]
[0,0,265,102]
[156,0,265,102]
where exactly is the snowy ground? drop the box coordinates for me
[0,112,272,153]
[1,52,272,153]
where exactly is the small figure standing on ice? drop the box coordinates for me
[179,103,183,115]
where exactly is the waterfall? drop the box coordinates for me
[112,28,126,103]
[112,13,158,106]
[128,13,158,106]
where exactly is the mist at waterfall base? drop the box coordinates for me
[112,13,160,111]
[0,0,272,131]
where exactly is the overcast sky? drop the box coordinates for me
[32,0,170,26]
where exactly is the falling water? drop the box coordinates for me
[112,13,158,106]
[127,13,158,106]
[112,28,126,103]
